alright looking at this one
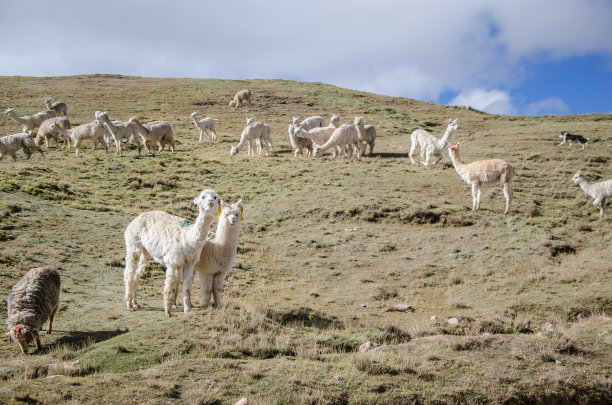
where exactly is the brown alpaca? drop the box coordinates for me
[448,143,515,214]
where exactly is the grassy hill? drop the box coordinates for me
[0,75,610,404]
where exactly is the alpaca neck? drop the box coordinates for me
[7,111,26,126]
[44,100,53,110]
[355,122,366,140]
[187,210,215,246]
[133,119,149,135]
[437,126,455,149]
[55,126,72,139]
[576,178,592,195]
[214,215,241,248]
[449,150,468,176]
[191,116,200,127]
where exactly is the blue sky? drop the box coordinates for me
[1,0,611,116]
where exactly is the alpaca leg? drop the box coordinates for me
[199,274,214,309]
[422,153,431,166]
[593,198,604,217]
[369,140,375,155]
[182,264,195,313]
[11,153,17,162]
[131,251,150,309]
[213,273,225,308]
[476,187,482,210]
[503,184,512,214]
[47,307,57,334]
[409,142,417,165]
[198,130,203,142]
[432,153,443,165]
[211,128,217,141]
[35,333,42,351]
[163,267,178,317]
[124,250,139,310]
[23,146,32,160]
[471,183,479,211]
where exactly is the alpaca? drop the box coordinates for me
[95,112,141,156]
[312,122,360,160]
[4,108,57,133]
[288,123,313,157]
[230,121,272,156]
[229,90,252,108]
[129,117,175,154]
[43,97,68,118]
[192,200,243,309]
[48,122,108,156]
[293,114,341,157]
[0,133,45,161]
[123,189,220,316]
[190,111,218,142]
[292,116,325,130]
[409,119,459,166]
[6,267,60,354]
[448,143,515,214]
[354,116,377,155]
[35,117,71,149]
[572,171,612,217]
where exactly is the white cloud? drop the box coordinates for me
[450,89,516,115]
[0,0,611,111]
[525,98,570,116]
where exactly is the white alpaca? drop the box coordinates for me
[293,114,341,157]
[312,122,360,160]
[292,116,325,130]
[190,111,218,142]
[35,117,71,150]
[230,121,272,156]
[572,171,612,217]
[43,97,68,118]
[229,90,252,108]
[123,190,220,316]
[96,111,142,156]
[409,119,459,166]
[48,122,108,156]
[448,143,515,214]
[129,117,175,154]
[354,116,377,155]
[4,108,57,133]
[0,133,45,161]
[288,123,313,157]
[192,200,243,309]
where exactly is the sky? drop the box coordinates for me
[1,0,611,116]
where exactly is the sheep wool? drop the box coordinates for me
[6,267,61,354]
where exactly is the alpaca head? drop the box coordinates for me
[127,116,139,125]
[293,125,305,136]
[246,117,254,126]
[447,143,460,156]
[220,199,243,225]
[193,189,220,216]
[292,117,300,125]
[229,100,236,107]
[4,108,14,116]
[48,123,58,133]
[330,114,340,127]
[572,170,585,184]
[95,111,109,123]
[446,119,459,131]
[354,116,364,126]
[190,111,198,119]
[44,97,53,105]
[6,324,35,353]
[313,145,322,158]
[229,145,239,156]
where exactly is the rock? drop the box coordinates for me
[430,316,437,321]
[360,304,367,308]
[391,304,415,313]
[43,360,80,376]
[482,332,492,337]
[235,398,248,405]
[359,341,380,353]
[447,317,459,325]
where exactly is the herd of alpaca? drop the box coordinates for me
[4,86,611,353]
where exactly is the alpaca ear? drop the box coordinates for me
[240,206,244,221]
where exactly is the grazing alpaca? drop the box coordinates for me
[192,200,243,309]
[409,119,459,166]
[43,97,68,118]
[35,117,71,149]
[129,117,175,154]
[229,90,252,108]
[123,190,220,316]
[354,116,377,155]
[230,121,272,156]
[572,171,612,217]
[6,267,60,354]
[190,111,218,142]
[48,122,108,156]
[4,108,57,133]
[0,133,45,161]
[312,122,360,160]
[448,144,515,214]
[95,112,141,156]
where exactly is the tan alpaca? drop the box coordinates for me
[448,144,515,214]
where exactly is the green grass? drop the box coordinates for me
[0,75,610,404]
